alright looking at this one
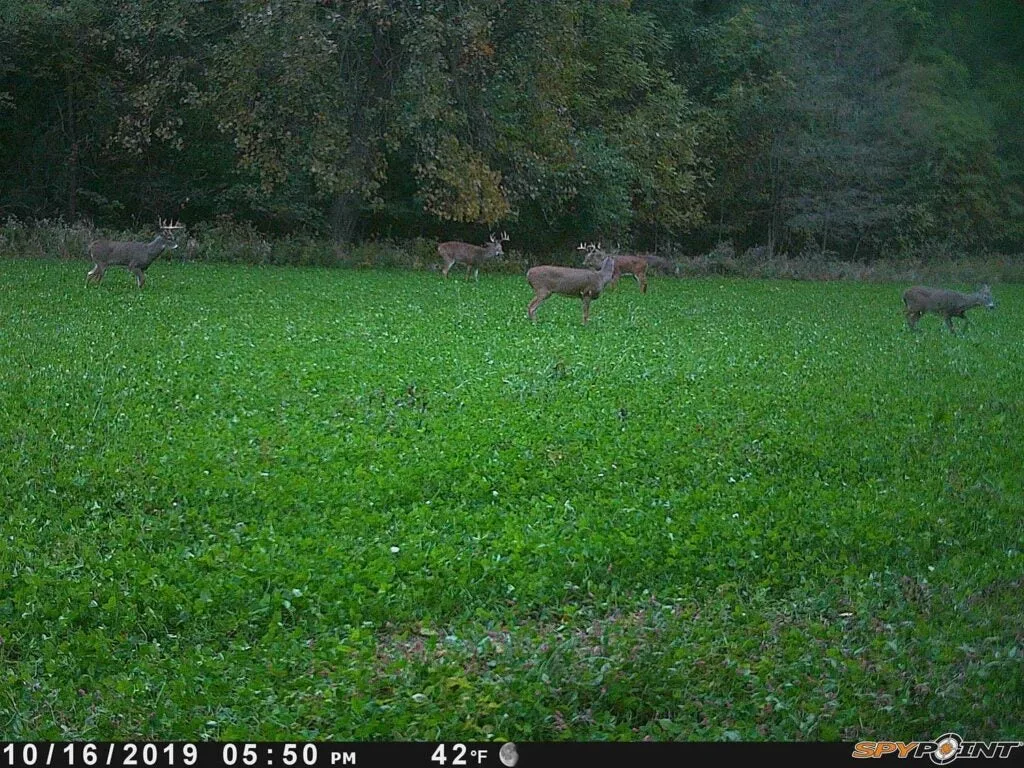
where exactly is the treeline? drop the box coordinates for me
[1,0,1022,260]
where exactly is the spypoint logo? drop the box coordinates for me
[930,734,964,764]
[852,733,1023,763]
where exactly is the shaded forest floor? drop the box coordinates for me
[3,220,1024,285]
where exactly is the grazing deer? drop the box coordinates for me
[86,219,184,288]
[902,284,995,333]
[641,253,678,276]
[527,253,616,324]
[579,242,648,293]
[438,232,509,280]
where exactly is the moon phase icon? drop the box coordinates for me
[499,742,519,767]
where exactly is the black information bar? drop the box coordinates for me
[0,741,906,768]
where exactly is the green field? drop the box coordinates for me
[1,259,1021,741]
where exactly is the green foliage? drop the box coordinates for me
[762,0,1022,257]
[207,0,350,216]
[485,0,712,248]
[0,0,1021,256]
[413,137,510,224]
[571,134,634,241]
[1,257,1022,738]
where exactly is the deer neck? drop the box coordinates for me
[142,237,171,263]
[955,292,981,310]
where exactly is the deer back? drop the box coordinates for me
[438,238,503,265]
[89,235,175,267]
[529,257,615,296]
[610,254,647,275]
[904,285,994,314]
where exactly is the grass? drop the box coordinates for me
[0,258,1021,741]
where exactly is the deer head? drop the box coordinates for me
[978,284,995,309]
[579,242,608,268]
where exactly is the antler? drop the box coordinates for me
[501,231,509,242]
[159,217,185,231]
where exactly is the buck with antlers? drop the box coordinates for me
[86,219,185,289]
[438,232,509,280]
[579,242,648,293]
[526,250,617,324]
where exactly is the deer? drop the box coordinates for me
[86,219,185,288]
[526,251,617,324]
[640,253,679,276]
[579,242,648,293]
[438,232,509,280]
[902,284,995,333]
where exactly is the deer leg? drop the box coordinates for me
[528,291,549,321]
[131,267,146,289]
[474,267,480,282]
[581,296,592,324]
[906,311,921,330]
[639,272,648,293]
[442,260,452,279]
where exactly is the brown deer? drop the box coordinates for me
[579,243,648,293]
[526,253,617,324]
[438,232,509,280]
[902,284,995,333]
[86,219,185,288]
[640,253,678,276]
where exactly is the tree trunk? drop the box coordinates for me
[68,141,78,221]
[330,193,359,243]
[65,73,78,221]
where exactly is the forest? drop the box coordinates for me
[2,0,1023,261]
